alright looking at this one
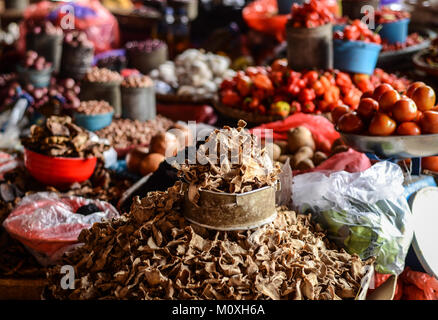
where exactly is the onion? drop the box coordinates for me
[139,153,165,176]
[126,147,149,174]
[149,132,179,157]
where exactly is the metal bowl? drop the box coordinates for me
[340,133,438,159]
[183,184,278,231]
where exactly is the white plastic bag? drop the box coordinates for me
[292,161,413,275]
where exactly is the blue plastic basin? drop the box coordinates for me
[333,39,382,75]
[74,111,114,132]
[378,18,410,44]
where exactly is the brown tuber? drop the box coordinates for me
[313,151,328,166]
[287,126,315,153]
[292,146,314,168]
[264,142,282,161]
[296,159,315,171]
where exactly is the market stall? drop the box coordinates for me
[0,0,437,303]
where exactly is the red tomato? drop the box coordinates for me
[337,112,364,133]
[369,113,397,136]
[411,86,436,112]
[303,71,319,84]
[236,75,252,97]
[331,105,350,124]
[422,157,438,172]
[413,110,423,122]
[420,110,438,134]
[406,81,426,98]
[361,91,374,99]
[357,98,379,121]
[378,89,400,113]
[373,83,393,101]
[396,122,421,136]
[392,98,418,122]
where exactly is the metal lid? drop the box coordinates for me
[410,186,438,278]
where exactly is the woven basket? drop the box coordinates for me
[214,101,285,125]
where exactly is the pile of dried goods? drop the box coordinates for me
[22,116,109,158]
[76,100,114,115]
[96,116,174,150]
[63,31,93,48]
[84,67,123,83]
[177,120,280,200]
[122,75,154,88]
[45,183,373,300]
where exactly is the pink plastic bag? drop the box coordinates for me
[251,113,340,153]
[3,192,119,265]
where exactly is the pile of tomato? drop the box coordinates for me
[334,20,382,44]
[289,0,335,28]
[219,59,410,118]
[375,8,411,24]
[382,33,424,52]
[335,82,438,136]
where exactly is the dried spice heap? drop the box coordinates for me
[45,183,372,300]
[96,116,174,150]
[177,120,280,202]
[22,116,109,158]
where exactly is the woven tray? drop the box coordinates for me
[412,50,438,77]
[214,101,285,125]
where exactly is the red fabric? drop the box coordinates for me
[251,113,340,153]
[401,267,438,300]
[370,269,438,300]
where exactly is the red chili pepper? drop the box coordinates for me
[252,74,273,91]
[324,86,340,104]
[299,88,316,103]
[258,105,267,115]
[312,80,325,96]
[220,79,235,91]
[236,75,252,97]
[290,101,302,114]
[288,83,300,96]
[303,71,319,85]
[319,75,331,91]
[302,101,316,113]
[221,90,241,106]
[336,72,353,88]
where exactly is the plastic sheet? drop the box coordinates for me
[3,192,119,265]
[292,161,413,275]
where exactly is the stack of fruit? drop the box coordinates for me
[218,59,409,118]
[335,82,437,136]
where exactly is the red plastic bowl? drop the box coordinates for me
[24,148,97,186]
